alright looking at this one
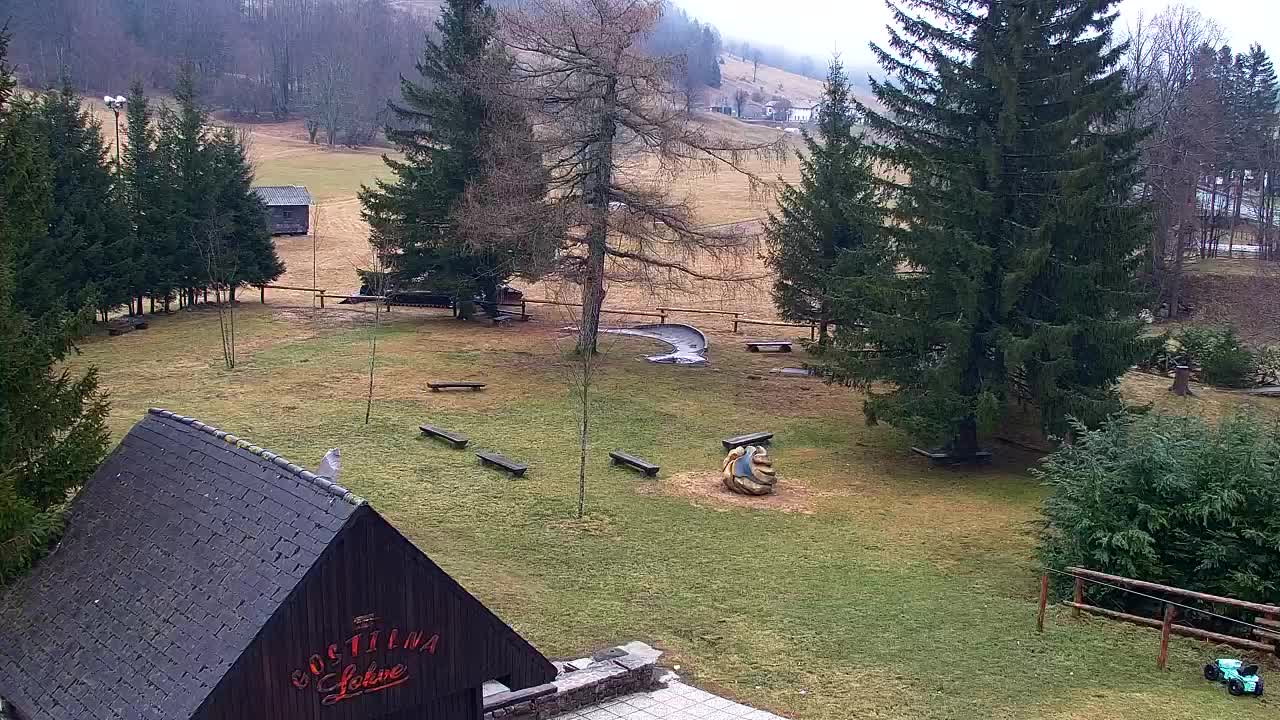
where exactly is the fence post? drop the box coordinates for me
[1037,573,1049,633]
[259,285,265,304]
[733,319,740,334]
[1157,603,1176,670]
[1072,576,1083,618]
[660,310,667,324]
[319,291,325,309]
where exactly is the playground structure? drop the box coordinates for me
[722,445,777,495]
[597,323,709,365]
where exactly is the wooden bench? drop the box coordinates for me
[745,341,793,353]
[722,432,774,450]
[107,317,149,336]
[420,424,468,449]
[911,446,993,465]
[429,381,486,392]
[609,451,659,476]
[476,451,527,477]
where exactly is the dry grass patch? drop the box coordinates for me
[647,470,836,514]
[1120,370,1280,421]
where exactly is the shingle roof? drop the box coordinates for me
[0,409,361,720]
[252,185,312,206]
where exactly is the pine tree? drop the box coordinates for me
[120,81,173,313]
[0,29,110,583]
[358,0,523,313]
[206,127,285,296]
[766,57,889,345]
[163,64,215,306]
[0,95,57,320]
[36,79,134,318]
[843,0,1150,456]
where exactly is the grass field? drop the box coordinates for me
[68,102,1280,718]
[69,304,1278,720]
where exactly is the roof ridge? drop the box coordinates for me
[147,408,364,506]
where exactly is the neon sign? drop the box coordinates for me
[290,616,441,706]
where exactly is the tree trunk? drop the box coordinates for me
[1228,172,1244,257]
[577,376,589,518]
[1168,225,1189,319]
[949,415,981,459]
[578,237,607,355]
[1203,177,1218,258]
[576,77,618,356]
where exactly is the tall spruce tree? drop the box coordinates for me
[766,58,889,344]
[0,29,110,582]
[359,0,521,312]
[205,127,285,297]
[162,64,214,307]
[36,79,134,318]
[837,0,1150,456]
[120,81,173,314]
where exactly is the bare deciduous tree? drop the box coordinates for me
[1124,5,1224,317]
[459,0,783,355]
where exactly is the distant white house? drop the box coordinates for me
[788,105,816,124]
[762,100,819,124]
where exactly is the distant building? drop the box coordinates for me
[788,105,815,124]
[763,100,788,120]
[253,185,312,235]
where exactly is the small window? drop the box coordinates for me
[282,209,294,219]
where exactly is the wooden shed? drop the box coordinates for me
[253,185,312,235]
[0,409,556,720]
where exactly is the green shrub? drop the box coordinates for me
[1171,326,1258,388]
[1037,412,1280,608]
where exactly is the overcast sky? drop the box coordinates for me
[674,0,1279,71]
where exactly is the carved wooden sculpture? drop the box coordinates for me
[721,445,777,495]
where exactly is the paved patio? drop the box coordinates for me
[553,678,788,720]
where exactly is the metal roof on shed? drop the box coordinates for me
[252,185,312,206]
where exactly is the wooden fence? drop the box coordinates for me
[253,285,821,338]
[1038,567,1280,669]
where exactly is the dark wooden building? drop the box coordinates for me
[0,409,556,720]
[253,185,312,235]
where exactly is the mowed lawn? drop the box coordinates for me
[68,305,1277,720]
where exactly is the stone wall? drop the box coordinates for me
[485,642,662,720]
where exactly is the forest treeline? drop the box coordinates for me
[0,0,725,146]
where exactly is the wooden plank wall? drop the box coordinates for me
[195,507,553,720]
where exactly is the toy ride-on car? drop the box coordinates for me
[1204,659,1264,696]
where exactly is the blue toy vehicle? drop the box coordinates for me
[1204,659,1264,696]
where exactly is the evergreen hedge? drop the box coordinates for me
[1038,412,1280,609]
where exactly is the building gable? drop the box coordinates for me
[0,410,554,720]
[196,507,556,720]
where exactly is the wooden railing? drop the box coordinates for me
[520,299,667,323]
[1039,567,1279,669]
[256,283,327,307]
[253,286,825,338]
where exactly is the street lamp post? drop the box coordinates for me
[104,95,127,162]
